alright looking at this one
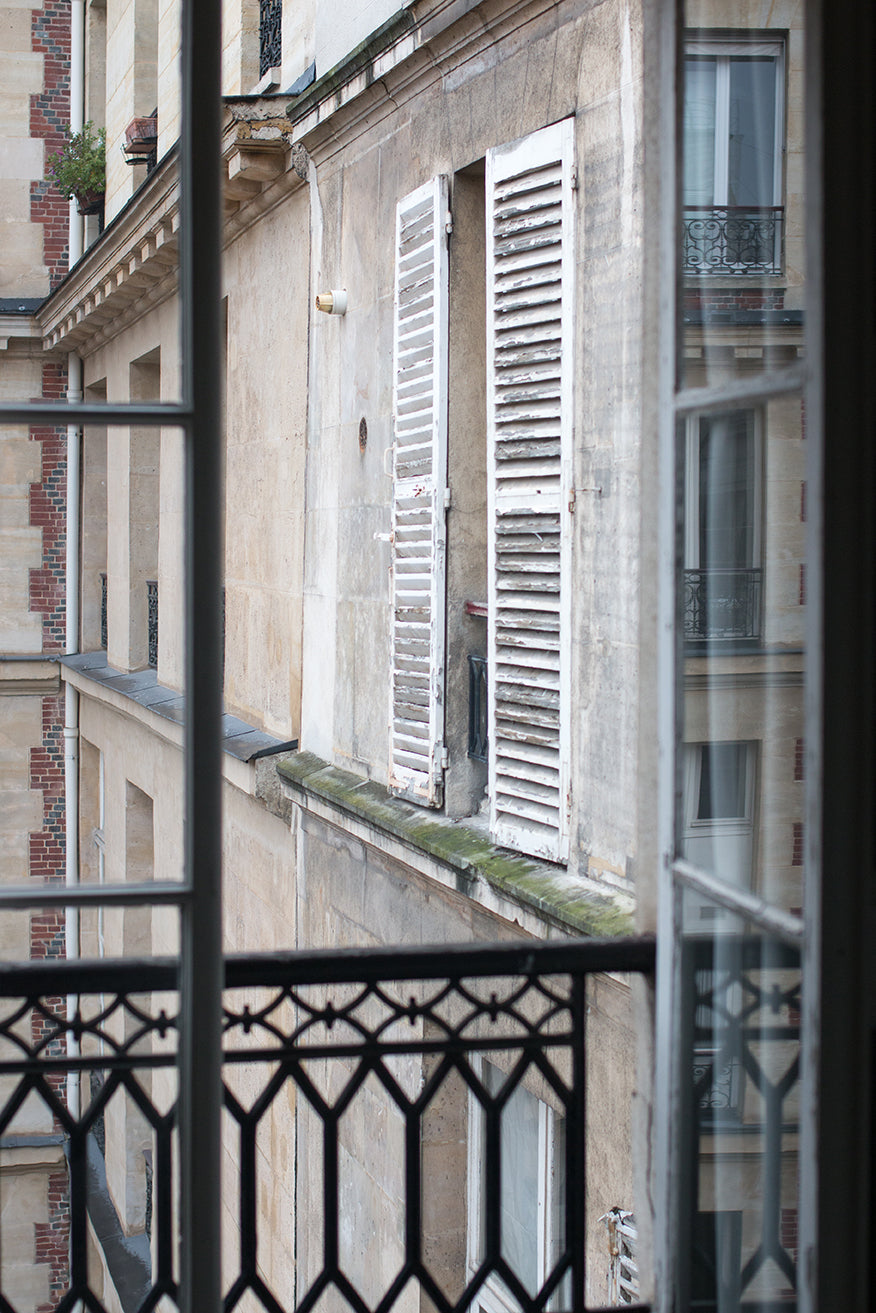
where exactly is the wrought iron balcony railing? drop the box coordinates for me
[682,207,783,277]
[100,571,107,649]
[683,567,762,643]
[0,939,654,1313]
[147,579,158,669]
[684,936,801,1309]
[259,0,282,77]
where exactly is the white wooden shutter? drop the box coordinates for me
[389,177,450,805]
[486,120,575,861]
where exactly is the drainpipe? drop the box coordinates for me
[65,0,85,1122]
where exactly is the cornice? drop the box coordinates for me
[37,152,181,357]
[36,0,559,351]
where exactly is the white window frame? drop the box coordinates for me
[466,1059,566,1313]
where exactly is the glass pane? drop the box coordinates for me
[680,929,801,1311]
[682,5,805,387]
[684,57,718,205]
[727,59,776,206]
[680,397,805,913]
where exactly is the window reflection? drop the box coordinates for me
[677,6,807,1309]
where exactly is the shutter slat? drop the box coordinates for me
[390,177,449,805]
[487,120,574,862]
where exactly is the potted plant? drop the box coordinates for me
[47,121,106,215]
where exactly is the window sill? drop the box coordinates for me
[276,752,634,939]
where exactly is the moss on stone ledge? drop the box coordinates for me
[276,752,633,938]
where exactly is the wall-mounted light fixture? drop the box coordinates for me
[315,289,347,315]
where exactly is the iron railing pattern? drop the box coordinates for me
[683,567,762,643]
[682,207,783,277]
[100,572,108,649]
[259,0,282,77]
[147,579,158,669]
[468,654,488,762]
[683,936,800,1310]
[0,940,654,1313]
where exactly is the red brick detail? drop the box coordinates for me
[780,1206,798,1266]
[28,694,66,887]
[794,738,804,782]
[30,0,71,288]
[34,1167,71,1309]
[799,562,806,607]
[791,821,804,867]
[684,288,785,313]
[29,362,67,653]
[800,481,806,522]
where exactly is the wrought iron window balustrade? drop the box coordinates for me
[147,579,158,669]
[683,936,801,1310]
[100,572,108,649]
[259,0,282,78]
[682,207,784,277]
[683,567,762,643]
[0,938,654,1313]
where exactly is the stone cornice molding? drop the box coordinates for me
[37,0,559,352]
[38,151,181,357]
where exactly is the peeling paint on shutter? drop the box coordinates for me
[486,120,575,861]
[389,177,449,806]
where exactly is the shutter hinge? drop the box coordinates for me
[568,487,576,513]
[570,164,579,191]
[443,487,452,510]
[445,211,453,238]
[439,745,450,769]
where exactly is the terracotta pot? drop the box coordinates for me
[76,190,104,216]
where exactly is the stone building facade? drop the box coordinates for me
[0,0,71,1303]
[0,0,814,1308]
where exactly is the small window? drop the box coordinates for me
[684,410,762,644]
[467,1061,568,1313]
[683,37,784,274]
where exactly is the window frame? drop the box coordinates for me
[653,5,812,1312]
[683,35,785,212]
[465,1057,567,1313]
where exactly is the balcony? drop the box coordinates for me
[682,208,783,277]
[0,938,654,1313]
[683,568,762,644]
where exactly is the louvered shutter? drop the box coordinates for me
[389,177,450,805]
[486,120,575,861]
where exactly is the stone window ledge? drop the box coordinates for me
[277,752,634,939]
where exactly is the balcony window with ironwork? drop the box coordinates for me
[147,579,158,669]
[259,0,282,79]
[683,38,784,276]
[684,410,762,646]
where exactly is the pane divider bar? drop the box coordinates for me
[671,857,805,941]
[178,0,224,1300]
[0,881,192,909]
[674,364,805,414]
[0,402,193,426]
